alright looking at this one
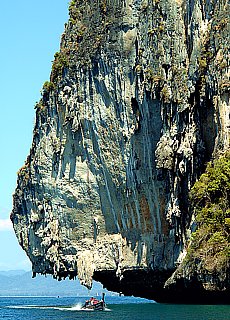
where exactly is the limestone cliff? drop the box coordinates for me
[11,0,229,303]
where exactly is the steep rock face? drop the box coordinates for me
[11,0,229,302]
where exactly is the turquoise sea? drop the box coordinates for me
[0,296,229,320]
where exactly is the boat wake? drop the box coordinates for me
[6,303,111,312]
[61,303,94,311]
[65,302,83,311]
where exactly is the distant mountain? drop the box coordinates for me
[0,270,113,297]
[0,270,26,277]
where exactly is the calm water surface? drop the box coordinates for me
[0,296,229,320]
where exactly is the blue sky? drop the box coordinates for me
[0,0,69,270]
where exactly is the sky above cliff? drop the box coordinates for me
[0,0,69,270]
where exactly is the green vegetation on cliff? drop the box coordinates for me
[51,51,69,83]
[188,151,230,272]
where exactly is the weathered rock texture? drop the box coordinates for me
[11,0,229,303]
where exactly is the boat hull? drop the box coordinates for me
[81,301,105,311]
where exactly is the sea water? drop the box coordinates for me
[0,296,229,320]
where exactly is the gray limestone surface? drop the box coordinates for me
[11,0,229,303]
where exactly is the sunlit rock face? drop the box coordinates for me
[11,0,229,303]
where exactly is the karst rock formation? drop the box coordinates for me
[11,0,229,303]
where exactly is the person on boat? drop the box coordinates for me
[90,297,100,305]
